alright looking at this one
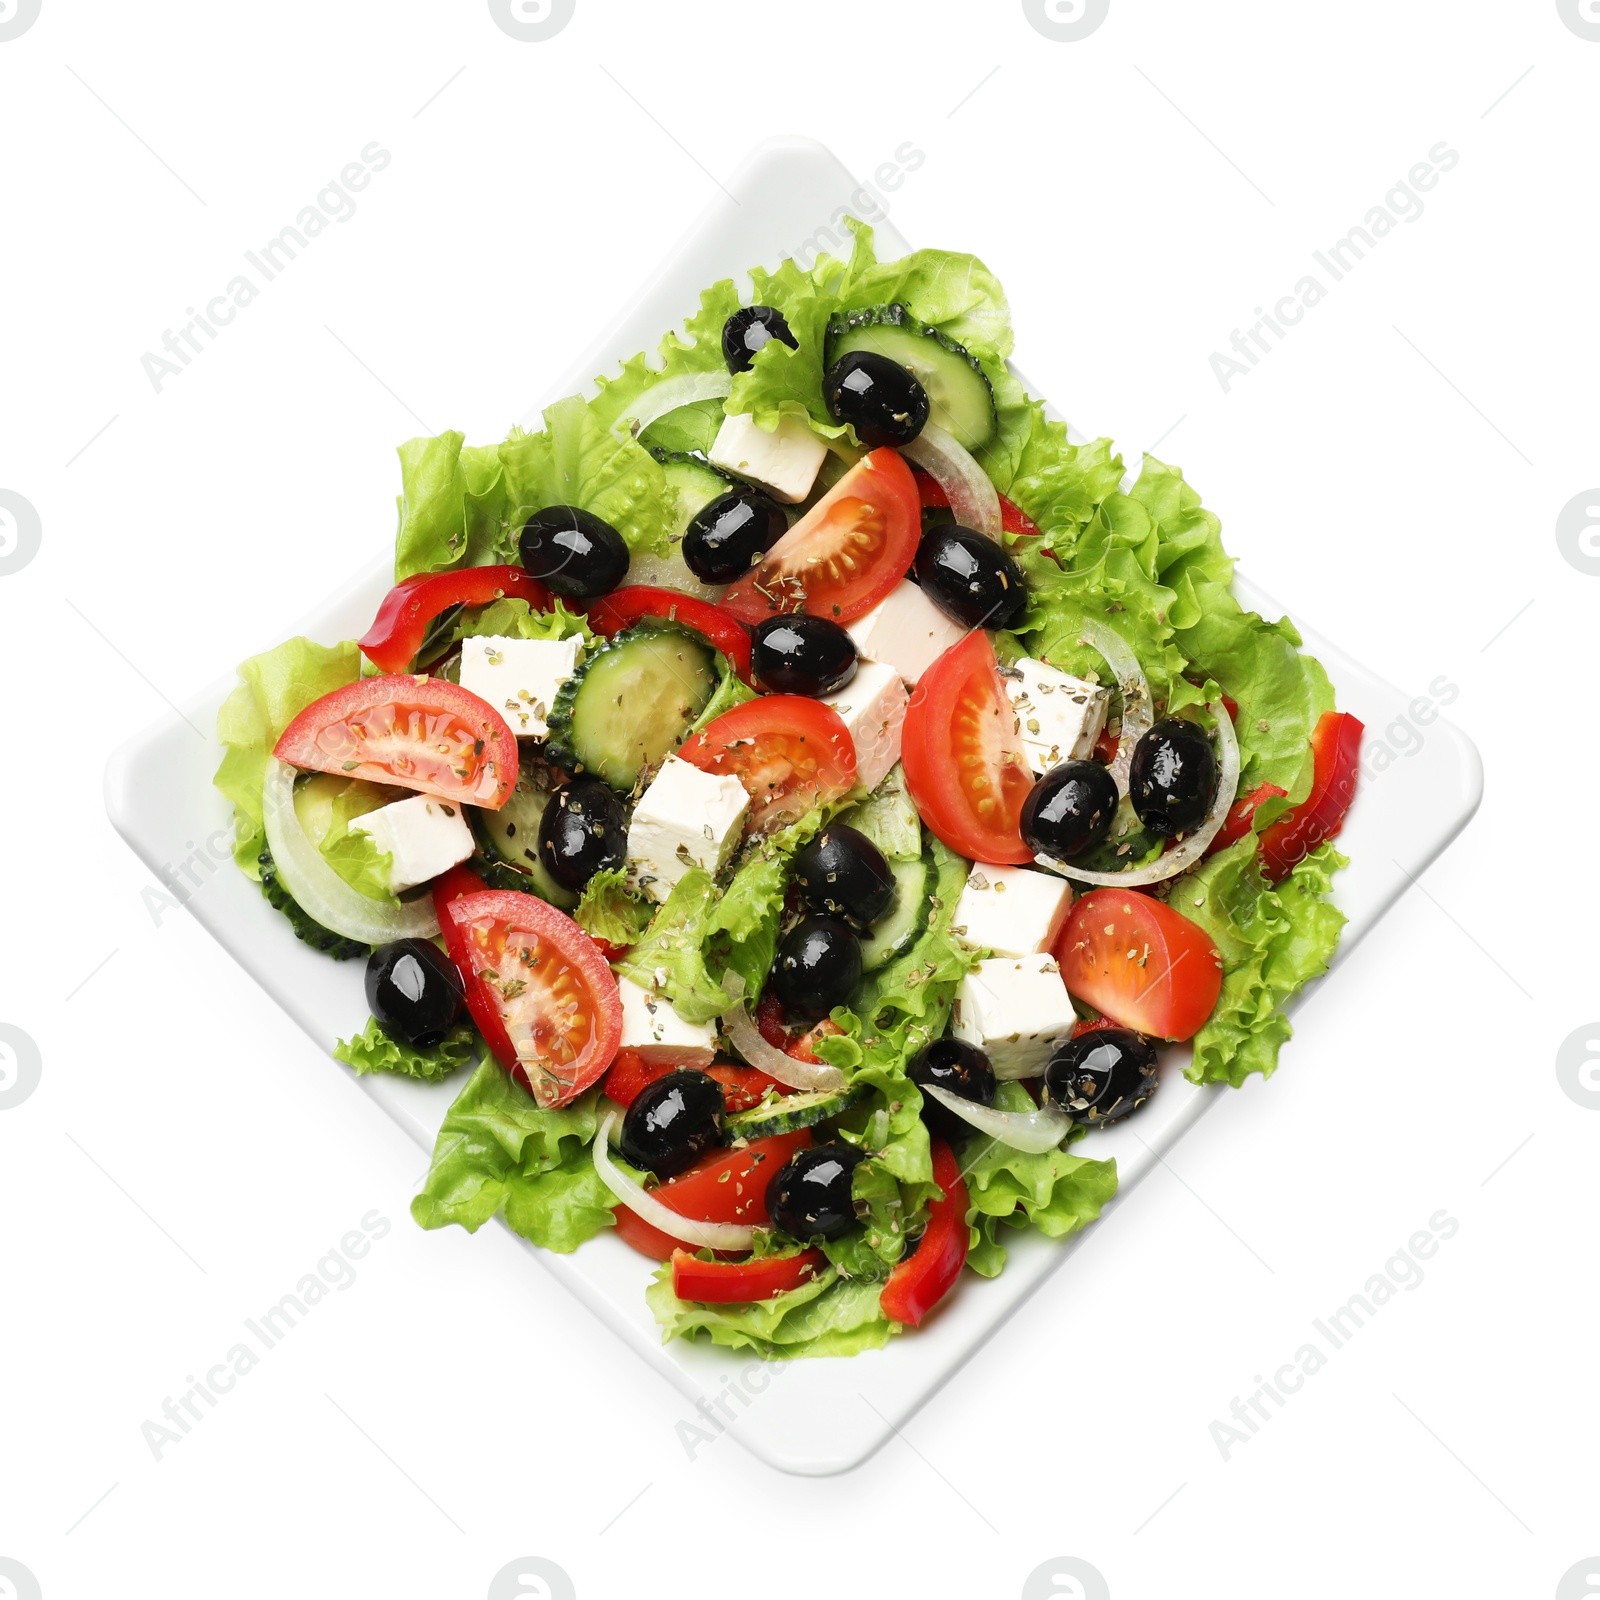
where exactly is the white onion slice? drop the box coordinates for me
[613,371,733,441]
[923,1084,1074,1154]
[903,422,1002,540]
[721,974,848,1093]
[593,1110,757,1251]
[261,757,440,944]
[1077,617,1153,799]
[1035,699,1242,887]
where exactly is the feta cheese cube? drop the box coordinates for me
[952,865,1074,959]
[1004,658,1110,775]
[458,634,582,739]
[818,659,908,794]
[626,755,749,902]
[845,580,968,685]
[708,411,828,504]
[951,953,1079,1079]
[616,975,718,1068]
[349,794,474,894]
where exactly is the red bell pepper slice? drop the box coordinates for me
[879,1136,969,1327]
[1206,781,1289,857]
[1257,712,1364,882]
[603,1050,788,1113]
[912,467,1041,538]
[581,585,753,683]
[358,566,551,674]
[671,1247,826,1304]
[430,862,518,1071]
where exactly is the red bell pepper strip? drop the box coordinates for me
[1257,712,1365,882]
[912,467,1041,538]
[1206,781,1289,857]
[604,1051,786,1113]
[359,566,551,674]
[581,585,753,683]
[879,1136,969,1327]
[430,863,518,1071]
[671,1247,826,1304]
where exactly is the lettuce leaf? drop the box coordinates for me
[614,869,735,1025]
[317,825,396,902]
[393,433,509,581]
[214,636,362,875]
[334,1016,478,1084]
[573,867,652,948]
[451,595,598,649]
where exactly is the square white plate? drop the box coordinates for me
[105,137,1482,1476]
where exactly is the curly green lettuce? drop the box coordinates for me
[335,1016,478,1084]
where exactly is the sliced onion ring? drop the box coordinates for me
[721,974,848,1093]
[923,1084,1074,1154]
[613,371,733,441]
[261,757,439,944]
[903,422,1002,540]
[1077,617,1153,799]
[593,1110,757,1252]
[1035,699,1242,888]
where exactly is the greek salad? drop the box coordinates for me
[215,222,1361,1359]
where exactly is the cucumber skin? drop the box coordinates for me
[858,849,935,976]
[726,1084,868,1140]
[257,850,368,960]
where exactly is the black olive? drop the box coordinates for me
[619,1068,724,1178]
[519,505,629,600]
[823,350,930,448]
[766,1143,866,1241]
[365,939,464,1049]
[770,916,862,1023]
[722,305,799,374]
[1128,718,1218,838]
[791,825,894,927]
[907,1038,997,1141]
[1021,761,1120,860]
[682,488,787,584]
[1043,1029,1159,1127]
[751,614,857,697]
[915,526,1028,630]
[537,779,626,892]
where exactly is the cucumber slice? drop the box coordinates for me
[257,849,368,959]
[545,622,718,794]
[468,771,578,908]
[827,305,997,451]
[621,455,735,602]
[838,763,922,861]
[858,849,935,974]
[726,1084,868,1140]
[658,452,735,536]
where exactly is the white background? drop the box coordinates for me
[3,2,1597,1597]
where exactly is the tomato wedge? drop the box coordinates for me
[604,1049,786,1113]
[720,448,919,626]
[912,467,1041,538]
[671,1247,826,1303]
[1258,712,1364,882]
[582,586,752,683]
[444,890,621,1107]
[1054,887,1223,1043]
[1206,781,1288,857]
[274,674,518,809]
[902,630,1033,865]
[358,566,550,674]
[431,863,516,1067]
[879,1137,968,1327]
[677,695,856,833]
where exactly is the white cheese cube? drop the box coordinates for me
[708,411,828,504]
[616,975,717,1068]
[626,755,749,903]
[349,794,474,894]
[952,865,1074,959]
[845,580,968,686]
[952,953,1079,1080]
[1004,658,1110,775]
[818,659,908,794]
[458,635,582,739]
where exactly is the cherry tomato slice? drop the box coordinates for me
[720,448,920,626]
[431,863,517,1068]
[444,890,622,1107]
[671,1247,826,1304]
[274,674,518,809]
[677,695,856,834]
[902,630,1033,865]
[1257,712,1364,882]
[582,586,753,684]
[1054,887,1223,1043]
[358,566,550,675]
